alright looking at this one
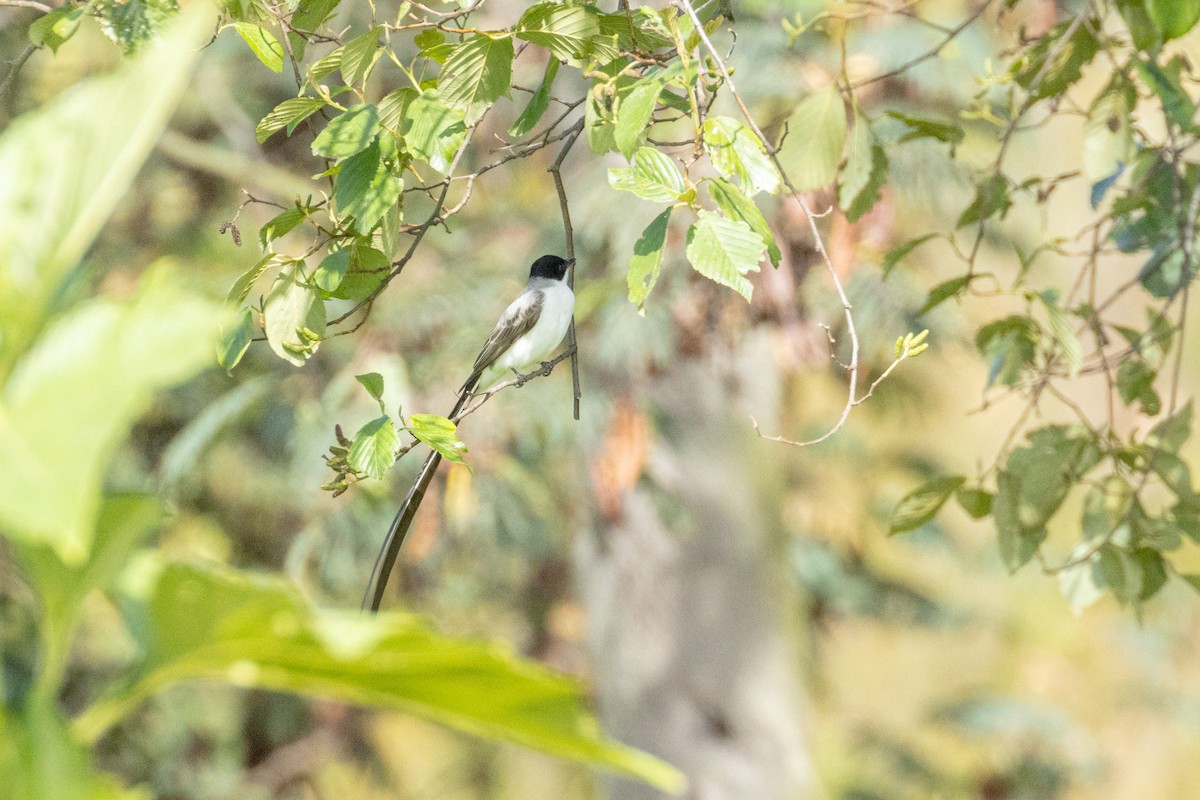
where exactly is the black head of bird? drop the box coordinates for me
[528,254,574,281]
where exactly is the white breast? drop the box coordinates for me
[479,280,574,389]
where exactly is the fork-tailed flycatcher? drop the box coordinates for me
[363,254,576,611]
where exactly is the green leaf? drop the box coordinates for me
[258,206,309,248]
[349,415,400,479]
[1147,400,1192,454]
[263,266,326,366]
[0,272,221,561]
[1083,83,1135,182]
[378,87,417,136]
[918,274,975,316]
[777,86,846,191]
[341,27,381,86]
[226,253,280,305]
[1116,0,1161,50]
[313,249,350,293]
[608,147,687,203]
[335,139,403,234]
[402,91,467,174]
[255,96,325,143]
[615,77,664,159]
[889,476,965,534]
[707,178,780,267]
[701,115,780,196]
[627,208,671,311]
[976,315,1039,387]
[1146,0,1200,40]
[838,113,887,222]
[28,6,86,52]
[1056,543,1105,615]
[78,563,685,792]
[885,111,964,148]
[685,209,766,301]
[233,22,284,73]
[408,413,469,465]
[97,0,181,54]
[1116,359,1161,414]
[1012,18,1099,100]
[0,6,211,379]
[957,174,1012,228]
[509,58,559,138]
[438,34,514,125]
[1136,59,1194,129]
[311,103,379,161]
[585,82,617,154]
[517,3,617,64]
[882,234,938,277]
[956,487,993,520]
[331,244,390,302]
[217,307,254,373]
[1040,293,1083,378]
[356,372,385,402]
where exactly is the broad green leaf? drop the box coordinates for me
[585,83,618,154]
[1081,477,1131,540]
[288,0,340,59]
[258,206,309,248]
[1137,59,1194,129]
[976,315,1039,387]
[98,0,181,54]
[311,103,379,161]
[1056,543,1105,615]
[1116,359,1161,414]
[777,86,846,192]
[1146,0,1200,40]
[1147,400,1192,454]
[0,272,221,561]
[402,91,467,174]
[957,174,1012,228]
[335,139,403,234]
[598,9,674,52]
[263,266,326,366]
[438,34,514,124]
[0,6,212,380]
[306,45,344,83]
[349,415,400,479]
[885,111,964,148]
[608,147,687,203]
[707,178,780,267]
[615,77,663,159]
[517,3,618,64]
[882,234,938,277]
[918,274,975,316]
[313,249,350,293]
[78,563,685,792]
[409,413,469,465]
[685,210,766,301]
[341,27,381,86]
[1012,18,1099,100]
[378,87,417,136]
[233,22,284,73]
[356,372,385,402]
[956,487,993,519]
[701,116,779,196]
[28,6,85,52]
[256,96,326,143]
[226,253,284,306]
[331,244,391,302]
[510,58,559,138]
[838,113,887,222]
[627,208,671,311]
[889,476,965,534]
[1116,0,1161,50]
[1083,83,1134,182]
[217,308,254,373]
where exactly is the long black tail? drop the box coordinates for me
[362,386,475,612]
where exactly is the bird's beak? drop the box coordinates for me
[566,258,577,266]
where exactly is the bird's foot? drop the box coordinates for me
[511,367,534,386]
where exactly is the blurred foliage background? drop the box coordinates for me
[3,0,1200,798]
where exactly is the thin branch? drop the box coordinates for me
[850,0,996,89]
[548,120,584,421]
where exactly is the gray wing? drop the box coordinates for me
[461,289,544,392]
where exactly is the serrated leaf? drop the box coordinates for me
[378,87,417,136]
[226,253,281,305]
[234,22,284,73]
[312,103,379,161]
[685,210,766,301]
[258,206,309,249]
[263,266,325,366]
[517,3,617,64]
[777,86,846,191]
[1146,0,1200,40]
[217,307,254,373]
[707,178,779,267]
[306,45,344,82]
[838,113,887,221]
[510,58,559,138]
[615,77,663,159]
[356,372,385,401]
[331,244,390,303]
[438,34,514,125]
[408,413,469,465]
[627,208,671,310]
[349,415,400,479]
[313,249,350,292]
[701,115,780,196]
[29,6,85,52]
[341,27,381,86]
[256,96,326,143]
[889,476,965,534]
[608,147,687,203]
[402,91,467,174]
[1012,18,1099,100]
[335,139,403,234]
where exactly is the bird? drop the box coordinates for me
[363,254,576,611]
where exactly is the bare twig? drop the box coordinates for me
[548,120,584,420]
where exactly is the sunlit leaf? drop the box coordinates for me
[263,266,325,366]
[335,139,403,234]
[685,209,766,301]
[233,22,284,73]
[438,34,514,124]
[701,116,779,196]
[1146,0,1200,40]
[217,308,254,373]
[349,415,400,479]
[777,86,846,191]
[510,58,559,138]
[341,27,381,86]
[608,147,687,203]
[615,77,663,159]
[409,413,469,465]
[627,208,671,311]
[311,103,379,161]
[707,178,780,267]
